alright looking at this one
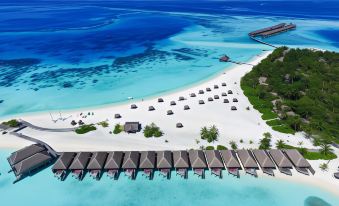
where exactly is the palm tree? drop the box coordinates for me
[276,139,285,149]
[209,125,219,143]
[229,140,238,150]
[319,163,329,172]
[200,126,209,140]
[319,143,333,156]
[298,141,303,148]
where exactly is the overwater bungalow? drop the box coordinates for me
[221,92,227,97]
[214,95,219,99]
[104,151,123,179]
[268,149,293,175]
[8,144,46,166]
[173,150,190,178]
[198,90,204,94]
[122,151,140,179]
[208,97,213,102]
[188,150,207,178]
[214,85,219,89]
[130,104,137,109]
[179,96,185,101]
[252,150,276,176]
[204,150,224,178]
[158,98,164,103]
[224,99,229,103]
[156,151,173,178]
[87,152,108,180]
[167,110,174,115]
[237,149,259,177]
[176,123,183,128]
[124,122,141,133]
[184,105,190,110]
[139,151,156,179]
[284,149,315,175]
[11,151,53,183]
[206,87,211,92]
[228,90,233,94]
[52,152,76,181]
[148,106,155,111]
[221,82,226,87]
[69,152,92,180]
[199,100,205,104]
[190,93,196,97]
[219,150,242,177]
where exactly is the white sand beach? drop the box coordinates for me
[1,51,338,194]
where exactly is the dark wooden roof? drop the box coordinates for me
[172,151,189,168]
[219,150,241,168]
[8,144,45,165]
[237,149,259,168]
[252,150,275,168]
[122,151,140,169]
[13,151,52,176]
[284,149,311,168]
[139,151,156,169]
[104,151,123,169]
[156,151,172,169]
[124,122,140,133]
[52,152,76,171]
[87,152,108,170]
[188,150,207,168]
[69,152,92,170]
[268,149,293,168]
[204,150,224,168]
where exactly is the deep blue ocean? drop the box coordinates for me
[0,0,339,117]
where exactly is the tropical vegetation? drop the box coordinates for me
[200,125,219,143]
[113,123,123,134]
[75,124,97,134]
[144,123,163,138]
[2,119,20,127]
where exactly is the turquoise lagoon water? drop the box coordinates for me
[1,1,339,117]
[0,151,338,206]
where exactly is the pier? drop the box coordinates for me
[7,143,315,183]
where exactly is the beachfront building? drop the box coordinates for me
[87,152,108,180]
[219,150,242,177]
[122,151,140,179]
[252,150,276,176]
[237,149,259,177]
[268,149,293,176]
[69,152,92,180]
[204,150,224,178]
[173,150,190,178]
[52,152,76,180]
[124,122,141,133]
[188,150,207,178]
[156,151,172,178]
[139,151,156,179]
[284,149,315,175]
[104,151,123,179]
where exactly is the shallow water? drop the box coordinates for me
[1,1,339,117]
[0,151,338,206]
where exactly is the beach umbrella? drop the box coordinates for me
[222,82,226,87]
[131,104,137,109]
[167,110,174,115]
[199,100,205,104]
[208,97,213,102]
[179,96,185,101]
[114,114,121,119]
[214,85,219,89]
[233,98,238,102]
[176,123,183,128]
[170,101,176,106]
[149,106,155,111]
[199,90,204,94]
[184,105,190,110]
[214,95,219,99]
[231,106,237,110]
[190,93,196,97]
[228,90,233,94]
[206,88,211,92]
[158,98,164,103]
[223,99,229,103]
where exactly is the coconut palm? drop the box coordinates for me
[200,126,209,140]
[276,139,286,149]
[319,163,329,172]
[209,125,219,143]
[319,143,333,156]
[229,140,238,150]
[298,141,303,148]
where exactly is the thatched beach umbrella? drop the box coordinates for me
[131,104,137,109]
[221,92,227,97]
[167,110,174,115]
[78,120,84,125]
[206,87,211,92]
[231,106,237,110]
[184,105,190,110]
[233,98,238,102]
[199,90,204,94]
[71,120,77,126]
[214,85,219,89]
[223,99,229,103]
[158,98,164,103]
[214,95,219,99]
[190,93,196,97]
[114,114,121,119]
[222,82,226,87]
[170,101,176,106]
[176,123,183,128]
[149,106,155,111]
[199,100,205,104]
[179,96,185,101]
[208,97,213,102]
[228,90,233,94]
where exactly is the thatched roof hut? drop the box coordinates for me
[184,105,190,110]
[206,87,211,92]
[139,151,156,169]
[188,150,207,169]
[158,98,164,103]
[214,95,219,99]
[208,97,213,102]
[176,123,183,128]
[104,151,123,170]
[221,92,227,97]
[190,93,196,97]
[233,98,238,102]
[170,101,176,106]
[173,151,190,168]
[122,151,140,169]
[199,100,205,104]
[221,82,226,86]
[148,106,155,111]
[167,110,174,115]
[130,104,137,109]
[178,96,185,101]
[124,122,141,133]
[198,90,204,94]
[214,85,219,89]
[156,151,172,169]
[231,106,237,110]
[228,90,233,94]
[224,99,229,103]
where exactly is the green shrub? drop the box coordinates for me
[113,124,123,134]
[75,124,96,134]
[200,125,219,143]
[206,146,215,150]
[97,121,109,128]
[216,145,227,150]
[272,125,295,134]
[2,119,20,127]
[143,123,163,138]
